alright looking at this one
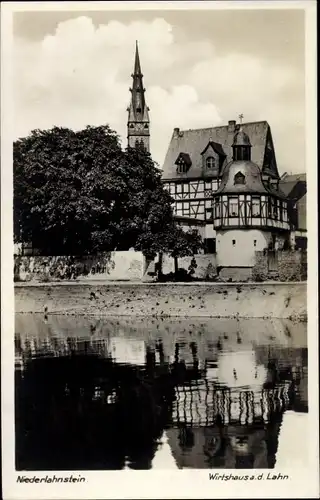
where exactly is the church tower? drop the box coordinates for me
[127,41,150,152]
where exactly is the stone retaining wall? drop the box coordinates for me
[252,250,307,282]
[15,282,307,320]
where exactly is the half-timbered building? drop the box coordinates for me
[212,127,291,268]
[161,118,282,254]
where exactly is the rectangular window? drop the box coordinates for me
[232,240,236,246]
[205,208,213,221]
[254,240,257,247]
[267,197,272,217]
[283,202,288,222]
[228,197,239,217]
[214,200,221,218]
[273,199,278,219]
[279,200,283,221]
[212,180,218,191]
[176,184,182,194]
[169,184,175,195]
[252,197,261,217]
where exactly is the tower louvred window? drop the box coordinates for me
[234,171,246,185]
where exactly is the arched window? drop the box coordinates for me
[135,139,145,150]
[206,156,215,169]
[234,171,246,185]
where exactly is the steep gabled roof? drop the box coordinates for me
[279,172,307,200]
[200,140,226,157]
[162,121,279,181]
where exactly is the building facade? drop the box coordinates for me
[161,119,284,254]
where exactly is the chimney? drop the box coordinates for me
[173,127,180,138]
[228,120,236,133]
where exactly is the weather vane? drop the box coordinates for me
[239,113,244,125]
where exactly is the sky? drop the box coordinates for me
[13,8,305,174]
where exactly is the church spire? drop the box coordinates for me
[134,40,142,75]
[127,41,150,152]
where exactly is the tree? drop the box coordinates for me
[14,125,203,262]
[165,227,203,276]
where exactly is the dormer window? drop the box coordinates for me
[175,152,192,174]
[177,162,188,174]
[206,157,215,169]
[136,107,142,113]
[200,141,226,174]
[234,171,246,185]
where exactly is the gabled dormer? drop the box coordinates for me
[175,152,192,174]
[200,140,226,177]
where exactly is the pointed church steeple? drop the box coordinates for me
[127,41,150,152]
[134,40,142,75]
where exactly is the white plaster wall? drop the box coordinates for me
[216,230,271,267]
[81,251,144,281]
[103,251,144,280]
[205,225,216,239]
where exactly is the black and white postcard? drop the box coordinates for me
[1,1,318,499]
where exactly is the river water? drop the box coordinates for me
[15,314,308,471]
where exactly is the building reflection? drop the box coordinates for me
[14,318,308,471]
[167,339,307,469]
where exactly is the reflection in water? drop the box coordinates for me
[15,314,308,470]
